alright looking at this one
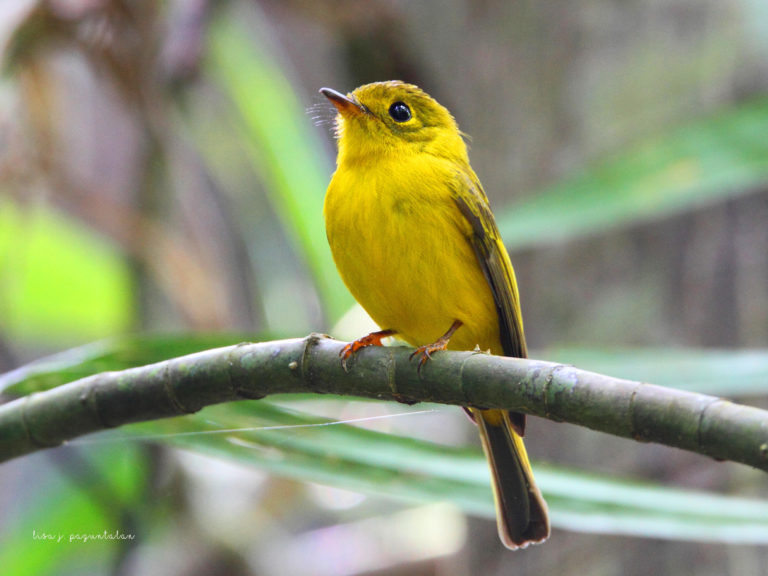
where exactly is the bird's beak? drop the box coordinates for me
[320,87,366,117]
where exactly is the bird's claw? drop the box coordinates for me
[339,330,395,371]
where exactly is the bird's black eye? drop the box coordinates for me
[388,101,412,122]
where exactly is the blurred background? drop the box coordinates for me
[1,0,768,574]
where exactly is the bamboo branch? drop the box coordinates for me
[1,334,767,470]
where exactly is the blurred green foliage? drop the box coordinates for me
[0,445,148,576]
[121,402,768,544]
[206,11,352,322]
[498,98,768,249]
[0,199,132,344]
[1,1,768,575]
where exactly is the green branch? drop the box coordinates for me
[1,334,767,470]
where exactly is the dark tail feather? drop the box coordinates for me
[475,409,550,549]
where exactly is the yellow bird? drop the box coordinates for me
[320,80,549,549]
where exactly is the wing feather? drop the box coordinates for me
[451,169,528,435]
[451,170,527,359]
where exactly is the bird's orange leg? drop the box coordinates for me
[340,329,397,370]
[410,320,463,372]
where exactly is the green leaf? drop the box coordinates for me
[0,333,271,396]
[498,98,768,249]
[90,400,768,544]
[0,199,132,345]
[545,347,768,397]
[205,4,352,322]
[0,445,148,576]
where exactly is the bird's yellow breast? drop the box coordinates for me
[324,153,502,353]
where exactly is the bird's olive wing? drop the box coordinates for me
[451,170,528,360]
[452,170,528,435]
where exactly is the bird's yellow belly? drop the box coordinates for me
[325,163,502,353]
